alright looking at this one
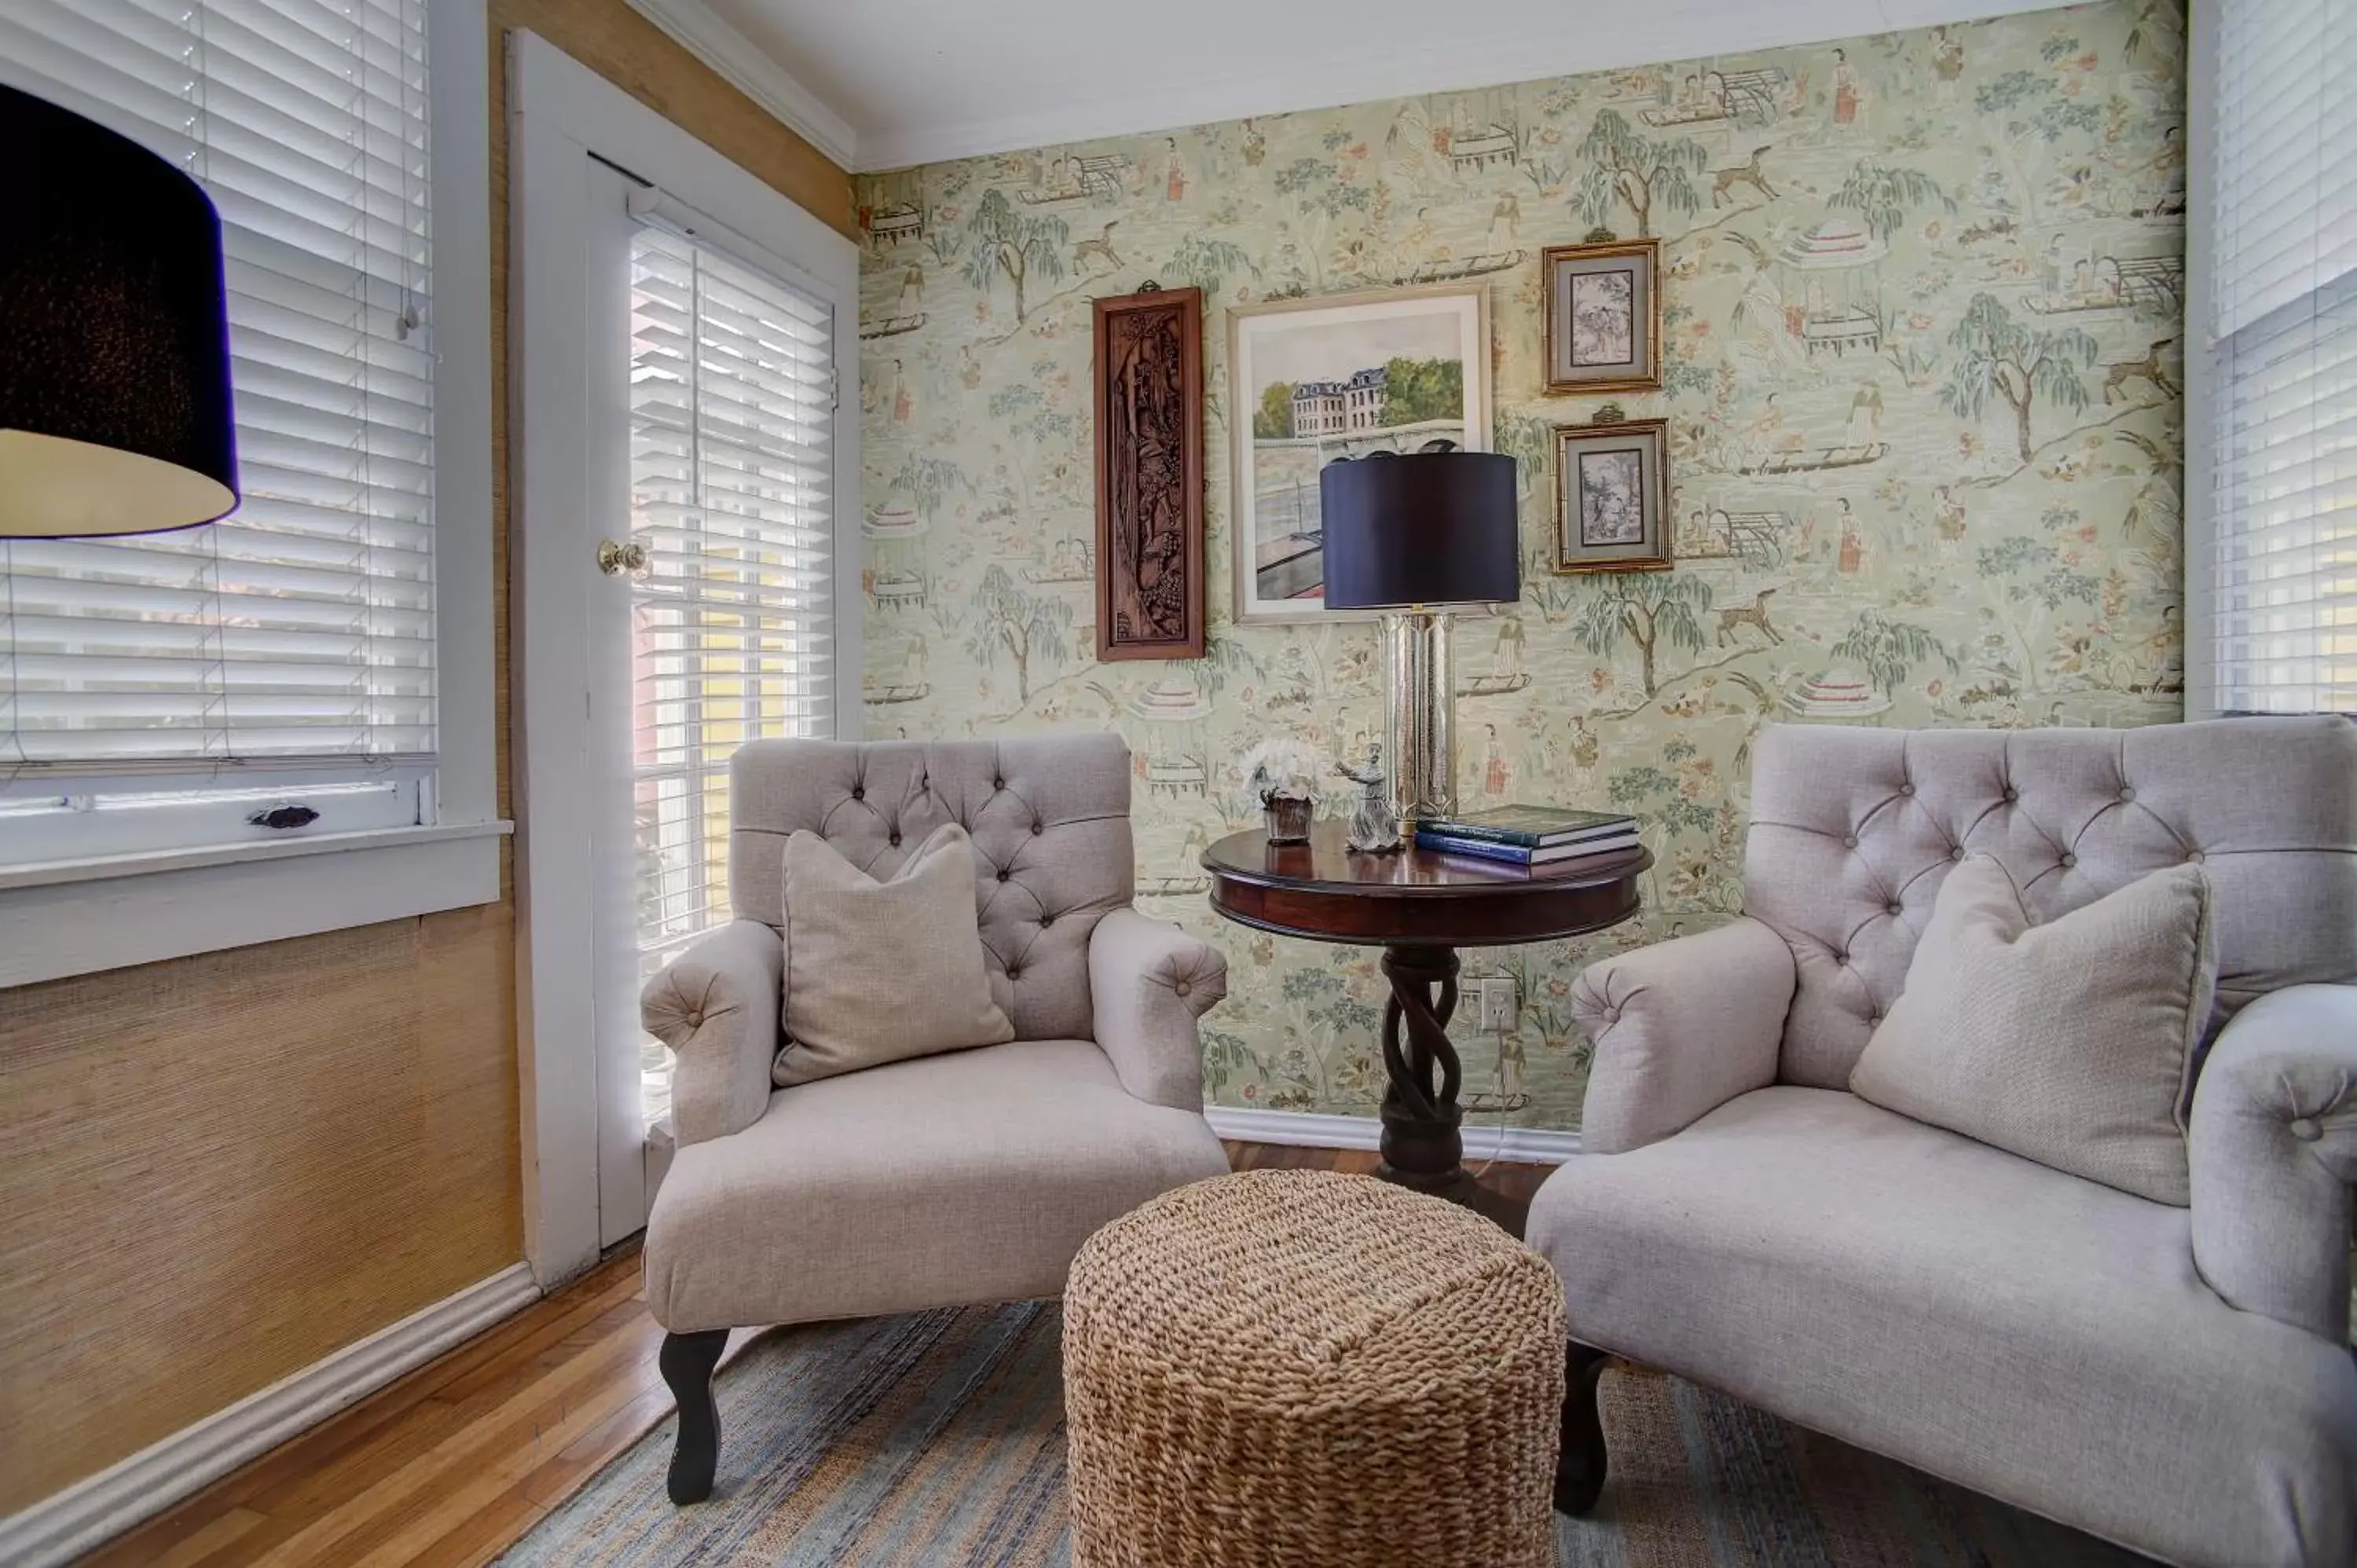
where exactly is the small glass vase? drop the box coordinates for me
[1262,793,1314,844]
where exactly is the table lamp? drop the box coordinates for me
[1321,450,1520,820]
[1,83,239,538]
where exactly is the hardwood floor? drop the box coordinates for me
[80,1144,1555,1567]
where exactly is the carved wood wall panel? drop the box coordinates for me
[1093,284,1204,660]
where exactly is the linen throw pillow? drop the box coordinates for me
[1849,852,2216,1206]
[773,822,1014,1087]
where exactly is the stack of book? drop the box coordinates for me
[1413,805,1641,869]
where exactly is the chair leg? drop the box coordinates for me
[1554,1341,1612,1516]
[659,1328,730,1504]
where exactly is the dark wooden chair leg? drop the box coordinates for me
[1554,1341,1612,1516]
[659,1328,730,1504]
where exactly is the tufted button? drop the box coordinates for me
[2187,850,2205,864]
[1175,980,1191,998]
[996,867,1010,881]
[993,775,1004,789]
[1842,833,1858,848]
[1040,911,1055,926]
[2002,786,2018,803]
[1031,821,1044,836]
[1950,845,1965,861]
[685,1009,703,1028]
[1899,782,1915,797]
[2289,1116,2321,1142]
[1006,965,1022,980]
[2060,853,2077,869]
[1835,951,1849,966]
[919,775,929,789]
[889,830,901,847]
[851,785,863,800]
[1886,901,1904,916]
[1867,1010,1882,1026]
[2118,786,2135,803]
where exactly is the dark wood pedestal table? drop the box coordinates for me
[1202,822,1651,1236]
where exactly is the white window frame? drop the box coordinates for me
[507,28,860,1284]
[0,0,504,987]
[2184,0,2222,720]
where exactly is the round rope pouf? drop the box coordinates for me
[1061,1168,1567,1568]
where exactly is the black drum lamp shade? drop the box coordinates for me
[0,84,238,538]
[1320,450,1520,609]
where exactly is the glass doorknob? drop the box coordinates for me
[597,537,649,577]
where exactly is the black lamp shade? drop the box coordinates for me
[1,84,238,538]
[1319,450,1519,609]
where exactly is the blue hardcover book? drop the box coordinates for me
[1414,804,1637,847]
[1417,830,1641,866]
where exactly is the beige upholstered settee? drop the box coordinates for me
[1532,717,2357,1567]
[636,735,1230,1503]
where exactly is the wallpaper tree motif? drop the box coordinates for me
[856,0,2185,1130]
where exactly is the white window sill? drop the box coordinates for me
[0,820,513,987]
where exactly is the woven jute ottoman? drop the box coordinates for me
[1061,1167,1567,1568]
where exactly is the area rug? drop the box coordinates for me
[497,1300,2146,1566]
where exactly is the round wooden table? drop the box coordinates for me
[1203,822,1651,1232]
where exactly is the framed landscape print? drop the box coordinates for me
[1227,282,1490,625]
[1093,284,1205,660]
[1554,417,1670,573]
[1543,240,1660,395]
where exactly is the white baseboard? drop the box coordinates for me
[0,1262,541,1568]
[1208,1105,1583,1165]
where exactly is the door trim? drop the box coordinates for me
[507,30,860,1287]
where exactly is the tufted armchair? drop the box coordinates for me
[637,735,1230,1504]
[1530,718,2357,1567]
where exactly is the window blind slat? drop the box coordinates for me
[0,0,438,778]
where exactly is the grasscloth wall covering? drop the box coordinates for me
[857,0,2185,1127]
[0,4,851,1515]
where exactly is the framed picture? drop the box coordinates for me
[1227,282,1490,625]
[1554,418,1670,573]
[1542,240,1660,395]
[1093,284,1205,660]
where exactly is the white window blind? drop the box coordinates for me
[627,222,834,980]
[0,0,437,782]
[2198,0,2356,713]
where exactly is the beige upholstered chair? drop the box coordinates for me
[637,735,1230,1504]
[1531,717,2357,1568]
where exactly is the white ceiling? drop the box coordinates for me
[627,0,2073,173]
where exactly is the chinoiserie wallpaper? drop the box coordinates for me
[855,0,2186,1129]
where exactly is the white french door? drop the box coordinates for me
[578,165,843,1246]
[510,31,859,1282]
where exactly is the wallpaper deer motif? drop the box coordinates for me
[857,0,2186,1129]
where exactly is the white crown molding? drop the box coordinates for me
[849,0,2076,171]
[1207,1105,1582,1166]
[0,1263,540,1568]
[621,0,858,170]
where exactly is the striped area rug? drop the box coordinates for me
[497,1301,2146,1566]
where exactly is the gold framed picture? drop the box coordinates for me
[1554,418,1670,573]
[1542,240,1661,396]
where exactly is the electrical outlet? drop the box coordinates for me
[1475,976,1518,1031]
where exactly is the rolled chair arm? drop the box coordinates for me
[642,918,783,1147]
[1088,907,1227,1112]
[1571,916,1797,1154]
[2190,984,2357,1343]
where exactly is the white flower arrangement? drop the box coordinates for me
[1237,737,1326,810]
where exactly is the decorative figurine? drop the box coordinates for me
[1336,746,1402,852]
[1239,737,1324,844]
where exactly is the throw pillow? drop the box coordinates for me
[1849,852,2216,1206]
[774,822,1014,1087]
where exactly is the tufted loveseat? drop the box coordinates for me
[1529,717,2357,1566]
[636,735,1231,1504]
